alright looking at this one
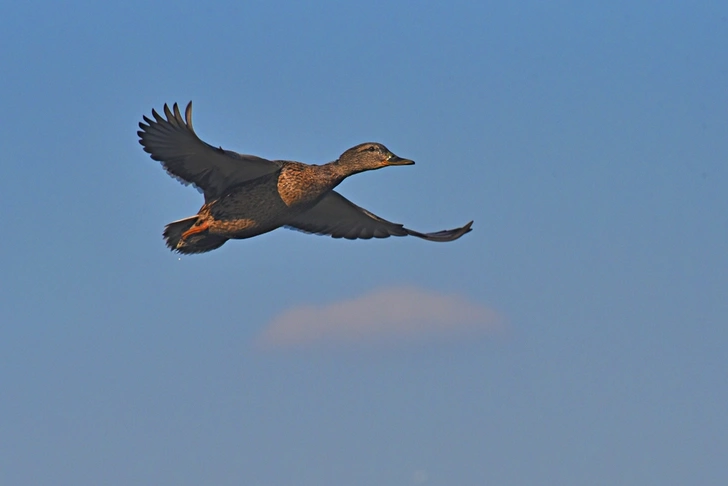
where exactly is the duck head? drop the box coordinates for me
[335,142,414,175]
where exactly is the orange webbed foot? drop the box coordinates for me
[181,221,210,240]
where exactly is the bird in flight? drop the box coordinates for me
[138,102,473,254]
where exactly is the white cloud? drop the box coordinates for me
[256,286,502,349]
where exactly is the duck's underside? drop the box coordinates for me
[165,207,473,254]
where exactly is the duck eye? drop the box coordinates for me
[367,146,377,152]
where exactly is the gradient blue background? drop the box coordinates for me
[2,1,727,485]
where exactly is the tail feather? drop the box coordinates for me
[163,216,228,254]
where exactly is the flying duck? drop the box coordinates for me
[138,102,473,254]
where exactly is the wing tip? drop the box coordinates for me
[137,101,196,145]
[405,220,474,242]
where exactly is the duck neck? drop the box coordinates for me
[328,159,373,182]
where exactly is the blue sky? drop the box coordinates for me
[1,1,727,485]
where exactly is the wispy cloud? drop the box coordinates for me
[256,286,503,349]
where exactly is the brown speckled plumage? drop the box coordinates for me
[138,102,473,254]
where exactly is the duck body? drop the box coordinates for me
[138,102,473,254]
[194,163,341,239]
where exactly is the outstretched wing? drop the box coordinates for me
[285,191,473,242]
[138,102,281,200]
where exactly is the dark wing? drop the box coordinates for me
[285,191,473,242]
[137,102,281,201]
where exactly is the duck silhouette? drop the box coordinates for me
[138,102,473,254]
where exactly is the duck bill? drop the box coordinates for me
[386,154,415,166]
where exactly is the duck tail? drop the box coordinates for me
[163,216,228,254]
